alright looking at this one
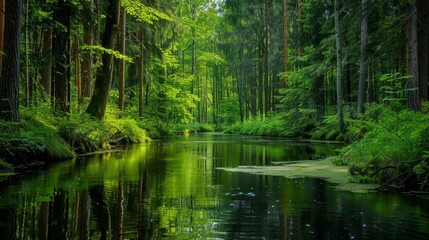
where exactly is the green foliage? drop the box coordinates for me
[379,73,412,104]
[121,0,172,24]
[339,107,429,189]
[81,45,134,62]
[173,123,215,134]
[310,114,369,143]
[223,116,287,137]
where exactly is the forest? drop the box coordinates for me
[1,0,429,192]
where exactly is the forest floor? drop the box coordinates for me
[218,157,379,193]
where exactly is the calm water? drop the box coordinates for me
[0,133,428,239]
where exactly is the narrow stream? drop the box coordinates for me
[0,133,428,239]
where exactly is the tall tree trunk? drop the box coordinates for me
[0,0,22,122]
[296,0,302,58]
[283,0,288,75]
[118,7,126,111]
[40,29,52,99]
[263,0,270,115]
[334,0,345,132]
[406,0,420,111]
[250,66,257,118]
[74,35,82,104]
[236,64,244,123]
[357,0,368,114]
[81,0,93,100]
[139,28,144,119]
[86,0,120,119]
[418,0,429,106]
[52,0,71,116]
[0,0,4,71]
[258,43,264,118]
[24,0,30,107]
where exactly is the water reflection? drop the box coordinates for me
[0,134,428,239]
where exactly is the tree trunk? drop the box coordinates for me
[357,0,368,114]
[52,0,71,116]
[139,28,144,119]
[418,0,429,106]
[0,0,22,122]
[263,0,270,115]
[40,29,52,99]
[86,0,120,119]
[118,7,126,111]
[283,0,288,75]
[24,0,30,107]
[81,0,93,99]
[296,0,302,58]
[406,0,420,111]
[258,44,264,118]
[0,0,4,71]
[74,35,82,104]
[334,0,345,132]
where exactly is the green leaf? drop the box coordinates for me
[80,45,133,63]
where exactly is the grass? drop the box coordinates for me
[173,123,215,134]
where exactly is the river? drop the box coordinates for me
[0,133,428,239]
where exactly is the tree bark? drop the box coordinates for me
[139,28,144,119]
[0,0,22,121]
[40,29,52,99]
[0,0,4,71]
[52,0,71,116]
[283,0,288,75]
[81,0,93,99]
[406,0,420,111]
[418,0,429,106]
[74,35,82,104]
[86,0,120,119]
[263,0,270,115]
[118,6,126,111]
[357,0,368,114]
[334,0,345,132]
[296,0,302,58]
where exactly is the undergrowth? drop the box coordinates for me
[173,123,215,134]
[339,107,429,190]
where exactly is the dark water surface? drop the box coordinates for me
[0,133,428,239]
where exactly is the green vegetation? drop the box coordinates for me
[0,0,429,192]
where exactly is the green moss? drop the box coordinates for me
[218,157,379,193]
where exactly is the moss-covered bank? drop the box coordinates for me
[0,110,151,173]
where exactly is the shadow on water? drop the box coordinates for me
[0,133,428,239]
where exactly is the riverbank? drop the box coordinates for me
[218,157,379,193]
[0,110,151,174]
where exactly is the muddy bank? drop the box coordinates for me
[218,158,378,193]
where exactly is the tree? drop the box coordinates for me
[118,6,126,111]
[52,0,71,116]
[0,0,22,121]
[406,0,419,111]
[139,27,144,119]
[357,0,368,114]
[283,0,288,75]
[86,0,120,119]
[0,0,4,71]
[418,0,429,106]
[334,0,345,132]
[81,0,94,100]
